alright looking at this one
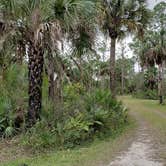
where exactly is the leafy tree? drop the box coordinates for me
[144,67,157,90]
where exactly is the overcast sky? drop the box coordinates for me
[124,0,165,57]
[147,0,164,9]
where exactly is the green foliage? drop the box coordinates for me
[22,120,57,149]
[22,87,128,150]
[85,89,127,131]
[0,65,27,136]
[132,67,158,100]
[133,89,158,100]
[64,83,85,101]
[144,67,157,90]
[115,57,136,94]
[3,126,15,138]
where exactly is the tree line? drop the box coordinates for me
[0,0,165,129]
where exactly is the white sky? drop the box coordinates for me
[147,0,164,9]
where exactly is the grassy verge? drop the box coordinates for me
[0,121,135,166]
[121,96,166,135]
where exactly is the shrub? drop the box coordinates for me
[0,65,27,137]
[22,88,128,150]
[84,89,127,132]
[133,89,158,100]
[22,120,57,149]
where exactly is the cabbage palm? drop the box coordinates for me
[0,0,62,125]
[131,29,166,104]
[144,2,166,104]
[100,0,149,97]
[143,31,165,104]
[153,2,166,104]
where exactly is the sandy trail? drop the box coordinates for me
[108,126,164,166]
[107,99,165,166]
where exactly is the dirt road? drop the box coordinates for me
[108,97,166,166]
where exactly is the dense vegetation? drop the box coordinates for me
[0,0,165,163]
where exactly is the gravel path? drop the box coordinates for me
[108,126,164,166]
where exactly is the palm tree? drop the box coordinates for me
[0,0,63,126]
[148,32,166,104]
[45,0,96,101]
[138,2,166,104]
[99,0,149,97]
[131,27,166,104]
[153,2,166,104]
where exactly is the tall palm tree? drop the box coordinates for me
[0,0,62,126]
[99,0,149,97]
[131,27,166,104]
[153,1,166,104]
[138,2,166,104]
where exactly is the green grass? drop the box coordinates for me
[0,124,134,166]
[121,96,166,135]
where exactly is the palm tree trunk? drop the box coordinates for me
[110,38,116,98]
[121,67,124,95]
[27,44,44,126]
[158,63,163,104]
[121,47,125,95]
[48,70,55,100]
[47,54,63,104]
[16,42,25,65]
[48,71,63,103]
[47,54,55,100]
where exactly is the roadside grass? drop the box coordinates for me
[0,121,135,166]
[120,96,166,135]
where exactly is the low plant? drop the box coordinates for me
[22,87,128,150]
[133,89,158,100]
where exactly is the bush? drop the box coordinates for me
[85,89,127,132]
[133,89,158,100]
[0,65,27,137]
[22,87,128,150]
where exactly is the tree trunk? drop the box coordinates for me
[27,44,44,126]
[110,38,116,98]
[47,54,63,104]
[158,63,163,104]
[121,66,124,95]
[16,42,25,65]
[48,54,55,100]
[121,46,125,95]
[48,70,55,100]
[49,72,63,103]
